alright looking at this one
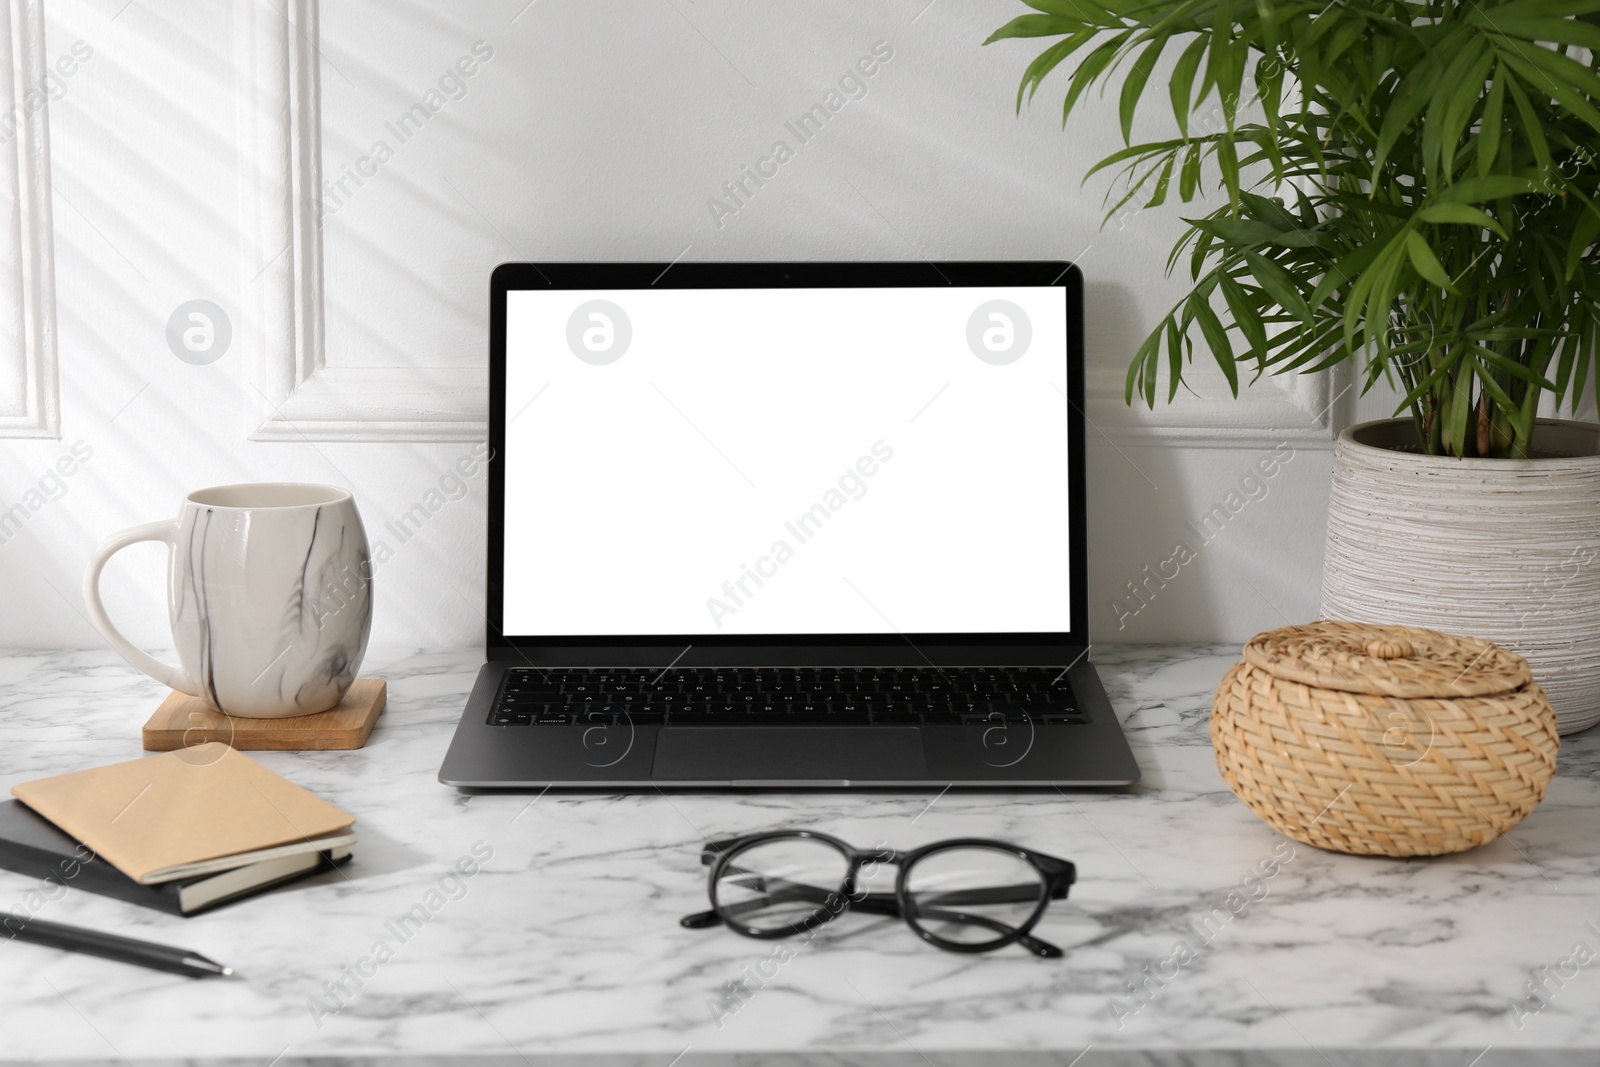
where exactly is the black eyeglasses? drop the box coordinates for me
[680,831,1075,957]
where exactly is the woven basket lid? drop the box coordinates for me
[1241,619,1531,698]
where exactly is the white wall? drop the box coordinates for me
[1,0,1362,656]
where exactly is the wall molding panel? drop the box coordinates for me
[1,0,59,439]
[235,0,486,443]
[1085,363,1347,450]
[233,0,1334,450]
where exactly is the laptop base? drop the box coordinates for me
[438,660,1139,789]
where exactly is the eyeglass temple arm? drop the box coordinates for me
[910,904,1064,958]
[715,864,1048,908]
[703,845,1072,890]
[681,876,905,927]
[681,889,1062,958]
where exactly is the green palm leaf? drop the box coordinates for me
[987,0,1600,457]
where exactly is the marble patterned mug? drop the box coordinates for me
[83,483,373,718]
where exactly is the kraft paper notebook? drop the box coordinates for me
[0,799,351,915]
[12,743,355,885]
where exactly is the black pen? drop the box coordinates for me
[0,912,235,978]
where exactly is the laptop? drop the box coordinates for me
[438,261,1140,788]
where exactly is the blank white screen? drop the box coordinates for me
[503,286,1071,636]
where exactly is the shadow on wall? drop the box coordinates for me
[14,0,1330,653]
[1080,282,1330,644]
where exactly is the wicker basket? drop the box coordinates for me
[1211,620,1558,857]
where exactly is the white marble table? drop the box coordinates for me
[2,645,1599,1067]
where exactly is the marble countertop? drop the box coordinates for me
[3,645,1599,1066]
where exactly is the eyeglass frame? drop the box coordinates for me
[680,830,1076,958]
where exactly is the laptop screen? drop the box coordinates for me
[499,281,1072,638]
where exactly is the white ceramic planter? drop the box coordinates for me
[1322,418,1600,734]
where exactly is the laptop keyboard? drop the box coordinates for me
[487,667,1086,727]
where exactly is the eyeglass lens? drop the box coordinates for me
[903,846,1046,948]
[713,837,850,933]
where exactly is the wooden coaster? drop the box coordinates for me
[142,679,386,751]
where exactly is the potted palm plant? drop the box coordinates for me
[988,0,1600,731]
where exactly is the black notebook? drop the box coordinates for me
[0,800,349,916]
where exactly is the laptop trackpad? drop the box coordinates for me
[653,727,927,784]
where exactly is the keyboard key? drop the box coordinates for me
[667,710,713,723]
[618,711,665,725]
[1022,703,1080,718]
[966,703,1034,721]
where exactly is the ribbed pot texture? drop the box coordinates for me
[1321,418,1600,734]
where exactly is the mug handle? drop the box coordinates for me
[82,520,199,696]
